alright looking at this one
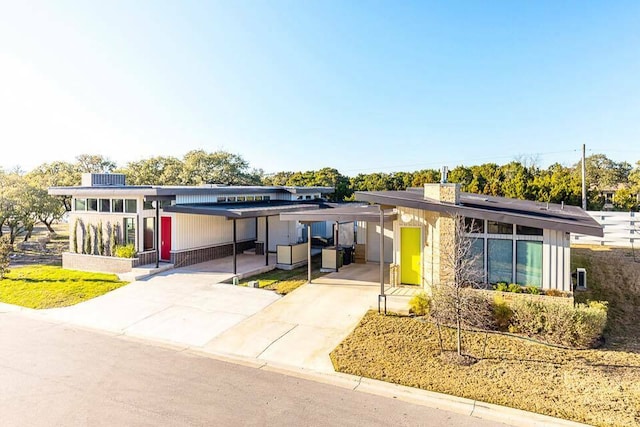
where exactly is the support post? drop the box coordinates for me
[307,223,312,284]
[265,216,269,266]
[581,143,587,210]
[233,218,237,275]
[335,221,339,272]
[155,200,159,268]
[379,205,386,314]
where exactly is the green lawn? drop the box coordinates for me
[0,265,127,309]
[239,255,325,295]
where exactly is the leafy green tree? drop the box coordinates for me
[613,187,638,211]
[499,161,533,199]
[448,166,473,191]
[264,167,350,201]
[411,169,440,186]
[118,156,184,185]
[0,174,38,243]
[75,154,117,174]
[26,161,79,211]
[180,150,262,185]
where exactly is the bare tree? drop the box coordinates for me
[430,215,492,358]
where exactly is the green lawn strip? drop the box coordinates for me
[331,311,640,427]
[0,266,127,309]
[238,255,326,295]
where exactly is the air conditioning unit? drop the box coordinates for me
[576,268,587,290]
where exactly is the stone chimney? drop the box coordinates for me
[424,183,460,205]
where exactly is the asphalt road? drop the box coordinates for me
[0,311,505,427]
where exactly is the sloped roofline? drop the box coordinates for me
[355,190,604,237]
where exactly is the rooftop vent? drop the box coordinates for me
[81,173,126,187]
[440,166,449,184]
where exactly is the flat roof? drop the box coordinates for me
[162,201,321,219]
[355,190,604,237]
[48,185,334,197]
[280,204,397,223]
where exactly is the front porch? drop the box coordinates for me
[121,253,278,282]
[313,262,421,314]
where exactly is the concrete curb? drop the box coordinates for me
[187,347,590,427]
[1,306,590,427]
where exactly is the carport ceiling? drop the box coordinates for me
[162,201,320,219]
[280,205,397,223]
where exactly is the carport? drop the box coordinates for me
[163,201,319,274]
[280,204,397,312]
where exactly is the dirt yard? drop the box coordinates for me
[572,245,640,350]
[3,223,68,267]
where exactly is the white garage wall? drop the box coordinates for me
[366,221,394,263]
[257,217,298,252]
[174,214,256,250]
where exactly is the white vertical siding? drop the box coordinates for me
[257,216,298,252]
[543,229,571,291]
[356,221,367,244]
[366,221,394,262]
[173,214,256,250]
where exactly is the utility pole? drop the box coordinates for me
[581,144,587,210]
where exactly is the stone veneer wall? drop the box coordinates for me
[423,183,460,204]
[133,251,157,267]
[62,252,137,274]
[171,240,255,268]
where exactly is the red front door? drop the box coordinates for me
[161,216,172,261]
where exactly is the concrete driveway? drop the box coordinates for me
[41,269,281,347]
[204,263,380,373]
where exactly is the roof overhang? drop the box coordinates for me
[355,190,604,237]
[162,201,321,219]
[280,204,397,223]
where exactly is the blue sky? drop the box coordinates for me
[1,1,639,175]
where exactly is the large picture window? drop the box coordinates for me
[125,199,137,213]
[516,241,543,287]
[124,218,136,246]
[112,199,123,213]
[143,217,155,251]
[488,239,513,283]
[488,221,513,234]
[467,238,485,282]
[74,199,86,211]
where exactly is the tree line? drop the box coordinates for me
[2,150,639,244]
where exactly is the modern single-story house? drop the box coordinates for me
[49,173,335,272]
[50,174,604,297]
[282,182,604,294]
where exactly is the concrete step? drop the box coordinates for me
[118,263,174,282]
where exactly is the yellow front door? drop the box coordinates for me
[401,227,421,285]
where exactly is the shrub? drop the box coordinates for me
[543,302,576,346]
[507,297,608,348]
[492,295,513,331]
[97,221,104,256]
[114,244,137,258]
[72,218,79,253]
[508,299,546,336]
[409,291,430,316]
[572,301,608,348]
[507,283,523,293]
[0,236,12,279]
[494,282,509,292]
[524,286,541,295]
[544,289,569,298]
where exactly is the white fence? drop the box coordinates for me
[571,211,639,247]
